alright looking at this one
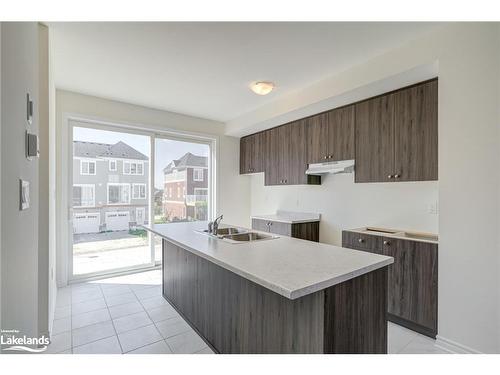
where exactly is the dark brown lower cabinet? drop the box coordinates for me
[252,218,319,242]
[163,239,388,353]
[342,230,438,338]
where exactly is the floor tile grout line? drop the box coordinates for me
[132,284,209,353]
[55,272,208,354]
[134,286,176,353]
[100,284,125,354]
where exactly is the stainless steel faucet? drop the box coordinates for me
[208,214,223,235]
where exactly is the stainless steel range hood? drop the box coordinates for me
[305,159,355,175]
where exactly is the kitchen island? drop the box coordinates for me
[144,222,393,354]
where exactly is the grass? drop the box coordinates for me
[128,228,147,238]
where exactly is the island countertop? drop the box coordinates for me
[144,221,393,300]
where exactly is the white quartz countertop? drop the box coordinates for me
[144,222,393,300]
[251,210,321,224]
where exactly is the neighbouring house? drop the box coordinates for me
[72,140,149,234]
[162,152,208,221]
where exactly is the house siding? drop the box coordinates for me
[72,156,149,231]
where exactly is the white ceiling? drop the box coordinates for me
[50,22,441,123]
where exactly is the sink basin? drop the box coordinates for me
[198,227,247,236]
[215,227,247,236]
[223,232,275,242]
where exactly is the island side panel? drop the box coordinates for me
[323,267,388,354]
[162,239,324,353]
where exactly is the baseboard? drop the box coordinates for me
[435,335,482,354]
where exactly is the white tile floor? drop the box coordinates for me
[48,269,448,354]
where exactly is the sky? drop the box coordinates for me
[73,127,209,189]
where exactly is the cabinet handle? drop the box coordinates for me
[394,174,400,179]
[284,179,287,184]
[324,155,328,160]
[383,240,391,246]
[328,155,333,159]
[387,174,393,179]
[358,238,364,243]
[269,222,273,226]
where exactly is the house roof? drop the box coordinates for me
[73,141,148,160]
[163,152,208,174]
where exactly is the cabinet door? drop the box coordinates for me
[252,218,270,232]
[393,80,438,181]
[253,132,265,173]
[287,120,308,185]
[327,105,355,161]
[306,112,329,164]
[355,95,395,183]
[239,136,252,174]
[382,238,438,333]
[264,127,281,186]
[240,133,265,174]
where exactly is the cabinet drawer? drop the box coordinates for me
[342,231,382,253]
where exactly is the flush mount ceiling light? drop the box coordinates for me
[250,81,275,95]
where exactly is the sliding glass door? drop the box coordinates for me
[70,122,153,278]
[69,119,214,280]
[153,136,211,262]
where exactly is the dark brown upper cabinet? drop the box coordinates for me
[355,79,438,183]
[393,80,438,181]
[355,94,395,183]
[240,79,437,185]
[239,132,264,174]
[306,106,355,164]
[264,120,320,186]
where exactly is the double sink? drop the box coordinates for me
[196,226,278,243]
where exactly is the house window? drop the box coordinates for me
[169,187,172,198]
[109,160,117,171]
[80,160,96,175]
[193,168,204,181]
[123,161,144,175]
[132,184,147,199]
[177,186,181,198]
[108,183,130,204]
[73,184,95,207]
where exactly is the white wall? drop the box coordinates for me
[55,90,250,286]
[37,23,50,338]
[0,21,3,335]
[48,25,57,335]
[239,23,500,353]
[1,22,40,340]
[250,174,438,243]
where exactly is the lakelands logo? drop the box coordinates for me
[1,329,50,353]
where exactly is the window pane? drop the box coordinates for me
[154,138,210,264]
[109,185,119,203]
[73,186,82,206]
[72,125,151,277]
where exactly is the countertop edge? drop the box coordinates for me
[251,216,321,224]
[145,225,393,300]
[346,228,439,245]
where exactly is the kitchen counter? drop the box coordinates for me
[251,210,320,224]
[347,226,438,244]
[144,221,392,300]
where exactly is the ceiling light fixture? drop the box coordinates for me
[250,81,275,96]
